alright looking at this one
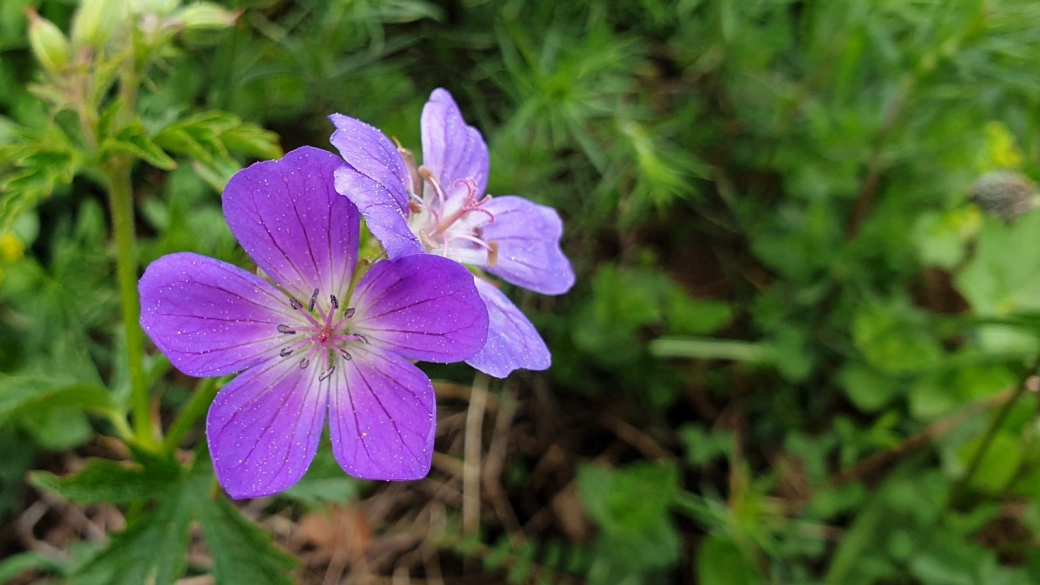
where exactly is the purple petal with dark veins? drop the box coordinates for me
[465,278,550,378]
[478,196,575,295]
[421,88,489,201]
[334,165,423,261]
[329,114,424,260]
[139,252,297,378]
[223,146,360,301]
[350,255,489,363]
[328,345,435,481]
[207,357,327,499]
[329,114,412,212]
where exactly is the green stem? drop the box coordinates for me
[956,353,1040,494]
[103,159,156,449]
[163,377,220,451]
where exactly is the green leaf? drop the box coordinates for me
[960,431,1023,494]
[839,363,901,413]
[957,212,1040,318]
[194,493,296,585]
[0,375,117,423]
[220,124,283,160]
[0,551,63,584]
[852,300,942,374]
[283,447,358,506]
[696,535,760,585]
[70,460,295,585]
[31,457,183,504]
[100,122,177,170]
[70,487,193,585]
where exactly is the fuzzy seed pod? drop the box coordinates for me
[970,170,1036,221]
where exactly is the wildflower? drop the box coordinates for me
[329,89,575,378]
[139,146,488,498]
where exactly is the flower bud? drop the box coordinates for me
[170,2,240,31]
[970,170,1037,221]
[71,0,129,49]
[24,8,69,74]
[131,0,181,16]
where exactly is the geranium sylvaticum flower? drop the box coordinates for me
[138,146,489,498]
[329,88,575,378]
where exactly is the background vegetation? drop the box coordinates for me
[4,0,1040,583]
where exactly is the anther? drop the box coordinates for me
[299,357,310,369]
[289,298,302,310]
[330,295,339,310]
[343,307,356,319]
[308,288,319,312]
[277,324,296,334]
[338,348,353,361]
[279,347,294,357]
[487,241,499,267]
[356,334,369,344]
[319,366,335,381]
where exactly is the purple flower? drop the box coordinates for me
[329,89,575,378]
[138,146,489,498]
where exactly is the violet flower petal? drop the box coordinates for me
[223,146,359,301]
[328,346,436,481]
[207,357,327,499]
[334,165,423,260]
[465,278,550,378]
[421,88,489,201]
[479,196,575,295]
[139,252,297,377]
[330,114,423,260]
[329,114,411,212]
[350,254,489,363]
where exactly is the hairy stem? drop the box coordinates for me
[103,159,156,449]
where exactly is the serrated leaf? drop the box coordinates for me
[187,461,296,585]
[220,124,283,160]
[31,457,183,504]
[101,122,177,170]
[196,496,296,585]
[70,487,192,585]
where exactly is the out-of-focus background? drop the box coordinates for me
[5,0,1040,583]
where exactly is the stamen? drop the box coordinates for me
[289,298,302,310]
[279,347,294,357]
[308,288,319,312]
[319,366,335,381]
[393,137,423,196]
[299,357,310,369]
[330,295,339,310]
[487,241,499,267]
[356,334,369,344]
[277,324,296,334]
[338,348,353,361]
[419,166,448,209]
[343,307,355,319]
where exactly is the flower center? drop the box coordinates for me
[399,150,499,266]
[275,289,366,381]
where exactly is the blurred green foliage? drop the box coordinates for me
[5,0,1040,583]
